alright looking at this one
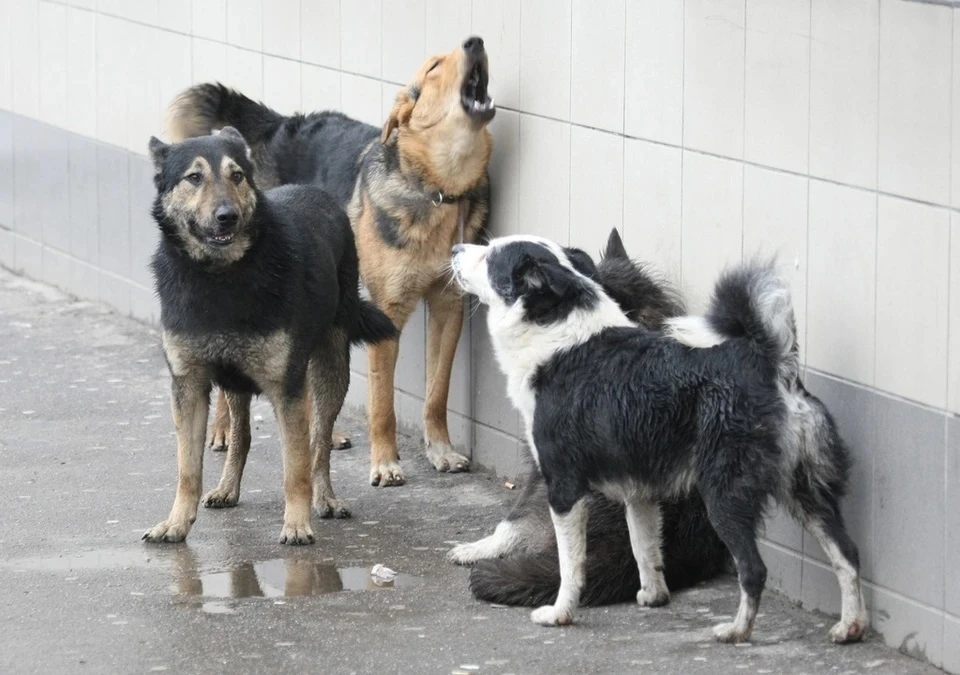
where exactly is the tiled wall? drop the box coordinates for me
[0,0,957,670]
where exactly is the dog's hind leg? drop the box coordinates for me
[273,389,315,545]
[143,374,211,543]
[310,329,352,519]
[625,498,670,607]
[701,489,767,643]
[531,499,588,627]
[203,390,252,508]
[805,511,868,643]
[423,283,470,473]
[208,389,230,451]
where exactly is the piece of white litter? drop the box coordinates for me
[275,642,295,647]
[490,604,509,609]
[459,666,480,672]
[106,520,119,524]
[370,564,398,582]
[22,410,34,415]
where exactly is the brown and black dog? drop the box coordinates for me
[166,37,495,488]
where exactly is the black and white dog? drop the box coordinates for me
[451,235,867,644]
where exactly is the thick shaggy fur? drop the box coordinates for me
[451,234,867,644]
[166,37,496,488]
[143,129,396,546]
[451,230,730,606]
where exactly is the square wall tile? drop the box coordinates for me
[809,0,879,190]
[758,541,802,601]
[624,1,683,145]
[227,0,262,51]
[97,144,131,278]
[340,0,382,79]
[571,0,625,134]
[97,16,130,149]
[191,0,226,42]
[225,46,263,103]
[517,115,570,243]
[155,0,192,34]
[10,0,39,118]
[37,127,70,254]
[945,615,960,675]
[871,586,944,669]
[156,31,194,129]
[955,11,960,208]
[875,197,950,408]
[763,503,802,552]
[263,56,301,115]
[569,127,623,255]
[472,0,520,110]
[12,116,41,238]
[680,151,743,312]
[878,0,952,205]
[425,0,471,57]
[743,165,808,363]
[441,298,472,417]
[0,229,13,269]
[71,258,100,302]
[951,215,960,414]
[125,24,161,155]
[396,302,426,399]
[301,64,341,113]
[0,6,11,111]
[341,74,383,128]
[38,2,68,130]
[487,109,521,238]
[803,372,876,580]
[471,307,520,437]
[129,154,158,290]
[622,139,682,285]
[14,234,43,280]
[947,417,960,616]
[130,284,161,326]
[262,0,299,59]
[192,38,228,85]
[520,0,571,120]
[873,395,945,608]
[382,0,426,85]
[806,181,876,385]
[744,0,809,174]
[68,135,99,265]
[100,271,131,316]
[66,7,97,139]
[0,113,13,228]
[300,0,340,69]
[42,247,72,294]
[683,0,745,159]
[473,423,522,480]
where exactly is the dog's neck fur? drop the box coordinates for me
[488,288,633,448]
[397,126,491,197]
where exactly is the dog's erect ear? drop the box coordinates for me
[564,246,598,280]
[148,136,170,170]
[217,126,246,145]
[516,257,572,299]
[603,228,628,261]
[381,89,416,144]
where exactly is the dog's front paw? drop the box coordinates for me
[278,521,315,546]
[202,486,239,508]
[531,605,574,627]
[314,496,351,519]
[447,541,485,565]
[712,621,752,644]
[425,443,470,473]
[370,461,405,487]
[636,586,670,607]
[828,618,867,644]
[142,519,192,543]
[332,430,352,450]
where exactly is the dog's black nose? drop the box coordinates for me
[452,244,465,255]
[463,36,484,53]
[215,205,239,225]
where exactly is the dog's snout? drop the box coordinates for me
[215,205,239,226]
[452,244,465,256]
[463,36,484,54]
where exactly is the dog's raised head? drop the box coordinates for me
[382,36,495,192]
[148,127,259,264]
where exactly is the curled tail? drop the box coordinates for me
[352,300,398,346]
[165,82,284,143]
[706,260,798,379]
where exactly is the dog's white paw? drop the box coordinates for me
[425,443,470,473]
[636,586,670,607]
[202,486,239,508]
[447,541,485,565]
[828,618,867,644]
[530,605,574,627]
[712,621,752,644]
[370,461,405,487]
[142,518,192,543]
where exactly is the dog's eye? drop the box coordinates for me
[230,171,244,184]
[185,173,202,185]
[427,59,441,74]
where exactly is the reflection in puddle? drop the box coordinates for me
[174,559,421,599]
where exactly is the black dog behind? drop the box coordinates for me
[449,230,731,606]
[143,128,395,546]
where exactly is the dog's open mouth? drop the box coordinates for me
[461,59,495,123]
